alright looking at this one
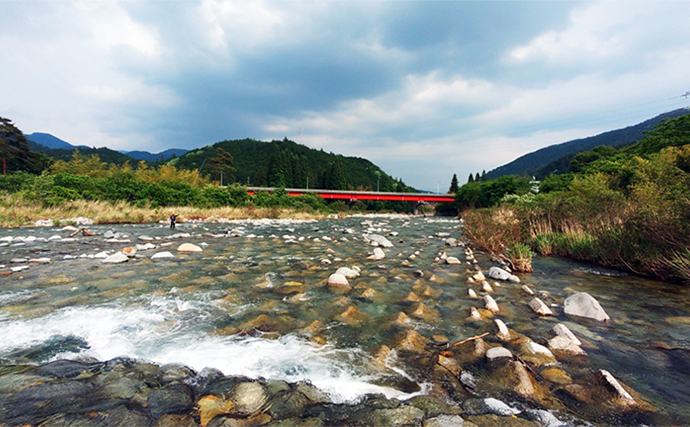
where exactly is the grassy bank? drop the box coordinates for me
[0,196,329,228]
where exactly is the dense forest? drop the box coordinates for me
[172,137,413,192]
[455,114,690,283]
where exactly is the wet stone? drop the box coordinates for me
[147,382,195,419]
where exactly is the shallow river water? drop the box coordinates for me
[1,215,689,426]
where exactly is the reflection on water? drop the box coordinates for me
[1,216,689,423]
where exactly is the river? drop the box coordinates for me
[1,215,689,426]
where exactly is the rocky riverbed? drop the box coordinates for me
[1,215,689,426]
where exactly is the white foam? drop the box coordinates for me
[0,297,419,404]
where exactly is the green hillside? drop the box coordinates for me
[171,137,414,192]
[486,108,690,180]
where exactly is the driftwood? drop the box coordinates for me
[450,332,489,348]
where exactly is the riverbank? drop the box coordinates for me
[0,197,333,228]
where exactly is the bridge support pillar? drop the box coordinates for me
[413,202,425,216]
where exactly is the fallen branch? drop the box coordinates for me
[450,332,489,348]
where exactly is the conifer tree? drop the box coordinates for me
[449,173,459,193]
[468,173,474,183]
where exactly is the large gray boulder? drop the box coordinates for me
[564,292,610,322]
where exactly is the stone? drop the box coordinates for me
[327,273,351,293]
[528,298,553,316]
[468,289,478,299]
[177,243,203,253]
[363,406,425,426]
[540,367,572,385]
[445,257,462,265]
[122,246,137,258]
[198,395,236,427]
[472,272,486,282]
[233,381,268,414]
[469,307,482,320]
[517,341,556,366]
[483,295,499,313]
[147,382,194,419]
[336,266,360,279]
[103,252,129,263]
[28,257,51,264]
[365,234,394,247]
[564,292,610,322]
[494,319,511,340]
[488,266,519,283]
[521,285,535,295]
[424,415,466,427]
[596,369,636,406]
[368,247,386,260]
[481,281,493,293]
[486,346,512,362]
[152,251,175,260]
[394,329,429,353]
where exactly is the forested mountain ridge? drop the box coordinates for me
[172,138,414,192]
[486,108,690,180]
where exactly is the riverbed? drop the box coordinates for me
[1,215,689,426]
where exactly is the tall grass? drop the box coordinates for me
[0,195,329,228]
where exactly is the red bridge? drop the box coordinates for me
[246,187,455,203]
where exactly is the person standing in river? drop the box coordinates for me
[169,213,178,229]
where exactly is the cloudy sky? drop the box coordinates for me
[2,0,689,190]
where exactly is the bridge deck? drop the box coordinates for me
[245,187,455,203]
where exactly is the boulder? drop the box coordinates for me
[564,292,610,322]
[528,298,553,316]
[177,243,203,253]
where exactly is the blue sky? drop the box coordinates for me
[2,0,689,190]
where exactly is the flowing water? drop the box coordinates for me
[1,215,689,425]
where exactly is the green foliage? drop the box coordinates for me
[174,137,415,193]
[0,117,47,174]
[539,173,574,193]
[462,113,690,281]
[453,175,531,210]
[449,174,458,193]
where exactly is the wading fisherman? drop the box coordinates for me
[169,213,178,229]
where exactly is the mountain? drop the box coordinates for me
[123,148,189,162]
[172,138,414,192]
[486,108,690,180]
[26,132,87,150]
[26,132,187,165]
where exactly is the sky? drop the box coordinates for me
[2,0,689,191]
